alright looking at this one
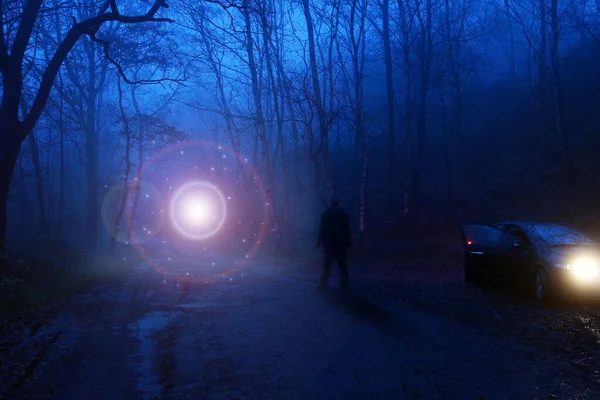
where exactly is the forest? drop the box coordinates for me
[1,0,600,257]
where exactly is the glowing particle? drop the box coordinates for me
[212,262,216,265]
[145,194,149,198]
[242,239,246,243]
[222,155,226,158]
[228,196,231,200]
[181,150,184,154]
[211,167,214,171]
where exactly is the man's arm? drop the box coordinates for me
[345,213,352,247]
[317,214,324,247]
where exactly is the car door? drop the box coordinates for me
[460,224,511,277]
[501,225,537,280]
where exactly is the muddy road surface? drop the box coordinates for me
[2,251,600,399]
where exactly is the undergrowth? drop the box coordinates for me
[0,238,140,317]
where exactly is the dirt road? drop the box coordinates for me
[2,251,600,399]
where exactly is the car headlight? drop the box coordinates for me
[559,257,600,281]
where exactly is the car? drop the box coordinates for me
[460,221,600,302]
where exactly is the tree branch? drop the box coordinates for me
[0,0,8,68]
[87,33,183,86]
[11,0,43,68]
[20,0,172,137]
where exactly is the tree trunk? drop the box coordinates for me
[243,0,283,250]
[111,76,133,252]
[538,0,547,115]
[382,0,397,213]
[260,3,290,250]
[85,43,99,250]
[504,0,516,83]
[413,0,433,217]
[128,133,144,241]
[549,0,570,198]
[358,156,368,251]
[398,0,414,219]
[301,0,334,201]
[27,131,49,233]
[0,121,23,254]
[58,72,66,237]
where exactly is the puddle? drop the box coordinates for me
[129,311,176,398]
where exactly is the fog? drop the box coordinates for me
[1,0,600,255]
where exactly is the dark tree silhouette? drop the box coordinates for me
[0,0,171,254]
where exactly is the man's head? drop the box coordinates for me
[330,198,339,208]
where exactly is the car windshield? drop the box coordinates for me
[525,224,595,246]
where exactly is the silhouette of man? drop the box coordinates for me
[316,199,352,290]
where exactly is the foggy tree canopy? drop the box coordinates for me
[1,0,600,254]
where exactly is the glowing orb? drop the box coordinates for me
[185,198,212,225]
[170,181,227,240]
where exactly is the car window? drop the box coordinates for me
[505,226,532,247]
[462,225,506,247]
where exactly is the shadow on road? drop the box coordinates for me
[321,289,415,339]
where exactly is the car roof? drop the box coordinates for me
[497,221,565,229]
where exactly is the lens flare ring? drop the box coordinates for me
[126,140,270,283]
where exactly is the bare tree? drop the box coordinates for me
[301,0,334,203]
[0,0,171,254]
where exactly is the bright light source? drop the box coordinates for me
[185,199,212,225]
[569,257,600,282]
[169,181,227,240]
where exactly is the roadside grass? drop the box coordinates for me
[0,238,141,330]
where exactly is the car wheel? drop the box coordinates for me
[534,268,552,303]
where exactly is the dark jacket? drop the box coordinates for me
[317,205,352,250]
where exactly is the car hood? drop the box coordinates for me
[541,245,600,266]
